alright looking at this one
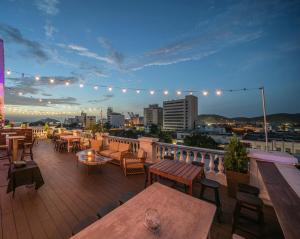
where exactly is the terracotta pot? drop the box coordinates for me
[226,170,249,198]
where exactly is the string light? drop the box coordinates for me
[79,83,84,88]
[189,91,193,95]
[6,69,11,75]
[108,87,112,92]
[65,82,70,86]
[150,90,155,95]
[202,90,208,96]
[164,90,169,95]
[136,90,140,94]
[122,88,127,93]
[93,85,99,90]
[48,101,51,104]
[176,90,182,96]
[18,92,23,96]
[39,99,42,102]
[216,89,222,96]
[49,78,55,84]
[35,75,40,81]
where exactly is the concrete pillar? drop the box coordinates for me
[138,137,159,162]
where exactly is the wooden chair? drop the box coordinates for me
[21,137,36,161]
[121,149,147,176]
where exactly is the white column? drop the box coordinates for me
[179,149,183,161]
[208,154,214,173]
[193,151,198,161]
[138,137,159,162]
[201,152,206,163]
[186,150,191,163]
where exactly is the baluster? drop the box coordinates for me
[217,156,225,175]
[162,146,166,159]
[208,154,214,172]
[179,149,183,161]
[167,147,171,156]
[193,151,198,161]
[201,152,206,163]
[174,147,178,160]
[156,145,161,160]
[186,150,191,163]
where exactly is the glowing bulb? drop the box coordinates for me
[35,75,40,81]
[50,78,55,83]
[65,82,70,86]
[202,91,208,96]
[18,92,23,96]
[136,90,140,94]
[164,90,169,95]
[48,101,51,104]
[79,83,84,88]
[122,88,127,93]
[6,69,11,75]
[39,99,42,102]
[176,90,182,95]
[189,91,193,95]
[94,85,99,90]
[150,90,155,95]
[216,89,222,96]
[108,87,112,92]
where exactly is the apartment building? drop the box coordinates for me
[143,104,163,126]
[163,95,198,131]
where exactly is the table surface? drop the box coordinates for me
[76,150,112,165]
[149,160,201,185]
[7,135,25,139]
[60,135,81,140]
[1,132,17,135]
[71,182,216,239]
[257,161,300,239]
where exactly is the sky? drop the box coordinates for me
[0,0,300,121]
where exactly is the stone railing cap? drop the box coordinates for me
[138,137,159,143]
[248,149,298,165]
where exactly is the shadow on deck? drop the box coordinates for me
[0,140,284,239]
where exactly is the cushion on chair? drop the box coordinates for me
[110,151,121,160]
[100,149,117,157]
[109,142,119,151]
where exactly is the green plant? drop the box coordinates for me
[224,135,249,173]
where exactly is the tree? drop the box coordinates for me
[150,124,159,135]
[159,131,173,143]
[183,133,218,149]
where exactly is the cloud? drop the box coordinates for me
[0,23,49,62]
[88,94,114,104]
[44,21,57,38]
[58,43,114,64]
[35,0,60,16]
[98,37,124,66]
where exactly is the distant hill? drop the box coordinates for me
[29,118,61,126]
[198,113,300,124]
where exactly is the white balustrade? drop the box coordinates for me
[107,136,140,153]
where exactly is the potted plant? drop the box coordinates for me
[224,135,249,198]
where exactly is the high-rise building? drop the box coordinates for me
[143,104,163,126]
[163,95,198,131]
[86,116,96,129]
[108,113,125,128]
[80,111,87,127]
[107,107,113,118]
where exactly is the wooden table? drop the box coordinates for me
[149,160,201,195]
[257,161,300,239]
[71,183,216,239]
[60,135,81,152]
[7,135,25,161]
[76,150,112,174]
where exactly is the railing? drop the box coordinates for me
[154,142,227,185]
[107,136,140,153]
[31,127,47,138]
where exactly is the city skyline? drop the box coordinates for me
[1,0,300,121]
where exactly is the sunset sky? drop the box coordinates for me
[1,0,300,121]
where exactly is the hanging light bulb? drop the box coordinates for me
[164,90,169,95]
[150,90,155,95]
[79,83,84,88]
[176,90,182,96]
[189,91,193,95]
[18,92,23,96]
[216,89,222,96]
[39,99,42,102]
[108,87,112,92]
[48,101,51,104]
[122,88,127,93]
[65,82,70,86]
[202,90,208,96]
[136,90,140,94]
[6,69,11,75]
[49,78,55,84]
[94,85,99,90]
[35,75,40,81]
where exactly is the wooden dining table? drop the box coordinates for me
[71,182,216,239]
[60,135,81,152]
[149,159,202,195]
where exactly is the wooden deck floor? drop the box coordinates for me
[0,140,284,239]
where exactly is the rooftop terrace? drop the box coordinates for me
[0,139,285,239]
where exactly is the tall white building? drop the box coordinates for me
[163,95,198,131]
[143,104,163,126]
[108,113,125,128]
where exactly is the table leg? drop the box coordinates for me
[188,182,193,195]
[12,139,18,161]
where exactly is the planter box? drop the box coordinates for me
[226,170,249,198]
